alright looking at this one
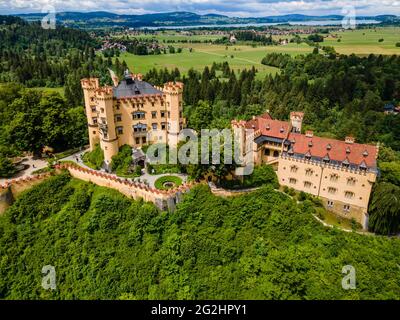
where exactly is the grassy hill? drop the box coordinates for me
[0,173,399,299]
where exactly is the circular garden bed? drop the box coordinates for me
[154,175,183,191]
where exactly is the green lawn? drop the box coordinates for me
[323,27,400,55]
[115,42,312,79]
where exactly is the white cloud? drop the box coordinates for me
[0,0,399,16]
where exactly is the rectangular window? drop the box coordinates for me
[327,200,334,208]
[152,123,158,130]
[330,174,339,182]
[328,187,337,194]
[161,122,166,130]
[304,181,312,188]
[289,178,297,185]
[305,168,314,176]
[345,191,355,199]
[290,166,298,173]
[100,108,104,113]
[92,117,98,124]
[152,111,157,119]
[161,111,166,118]
[347,178,356,186]
[343,205,351,212]
[132,112,145,120]
[135,137,140,144]
[101,118,106,124]
[142,137,147,144]
[116,127,123,135]
[115,114,122,122]
[91,106,96,112]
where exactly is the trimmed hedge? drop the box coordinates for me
[154,175,183,190]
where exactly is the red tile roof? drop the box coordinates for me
[239,113,378,169]
[245,117,290,140]
[288,133,378,168]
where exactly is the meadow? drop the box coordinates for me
[324,27,400,55]
[116,43,314,79]
[116,27,400,78]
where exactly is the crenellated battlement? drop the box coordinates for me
[56,163,198,211]
[95,86,114,100]
[81,78,100,90]
[162,81,184,95]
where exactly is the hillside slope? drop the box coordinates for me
[0,173,399,299]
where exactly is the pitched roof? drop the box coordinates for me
[245,116,290,140]
[287,132,378,169]
[113,78,162,99]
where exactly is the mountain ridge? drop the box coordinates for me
[12,11,399,28]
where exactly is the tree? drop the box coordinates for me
[0,157,16,178]
[369,182,400,235]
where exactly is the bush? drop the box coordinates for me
[154,175,183,190]
[111,145,141,178]
[220,165,278,190]
[298,191,308,202]
[0,157,16,178]
[396,42,400,47]
[82,144,104,170]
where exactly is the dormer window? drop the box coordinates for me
[342,158,350,167]
[323,154,330,163]
[363,150,369,157]
[308,141,313,147]
[346,147,351,154]
[326,144,332,151]
[359,161,367,171]
[305,151,312,160]
[266,124,270,130]
[288,147,294,156]
[280,127,284,133]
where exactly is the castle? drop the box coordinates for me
[232,112,379,229]
[82,72,378,229]
[81,70,185,167]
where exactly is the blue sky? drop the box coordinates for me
[0,0,399,16]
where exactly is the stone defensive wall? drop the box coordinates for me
[0,172,54,214]
[56,163,197,211]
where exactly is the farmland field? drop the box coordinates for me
[320,27,400,55]
[115,43,314,79]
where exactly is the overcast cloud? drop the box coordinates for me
[0,0,399,16]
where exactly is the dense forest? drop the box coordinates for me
[0,16,113,107]
[0,173,399,299]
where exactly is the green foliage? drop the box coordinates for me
[111,145,141,178]
[0,157,16,178]
[369,182,400,235]
[1,179,400,299]
[83,144,104,170]
[154,176,183,190]
[307,34,324,43]
[220,165,279,190]
[0,85,88,154]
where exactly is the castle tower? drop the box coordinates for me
[95,86,119,167]
[163,82,184,147]
[81,78,100,151]
[290,112,304,133]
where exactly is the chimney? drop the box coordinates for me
[306,130,314,138]
[345,136,355,144]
